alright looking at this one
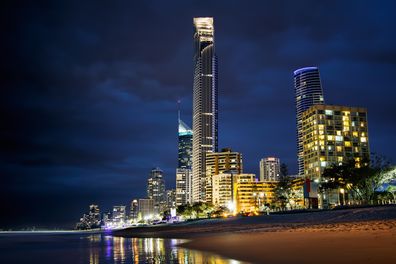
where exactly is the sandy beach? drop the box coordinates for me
[114,205,396,263]
[181,220,396,264]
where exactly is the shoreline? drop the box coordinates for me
[113,205,396,263]
[112,205,396,239]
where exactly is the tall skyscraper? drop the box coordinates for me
[176,111,193,206]
[294,67,325,176]
[147,167,166,214]
[192,17,218,202]
[259,157,281,182]
[178,114,193,169]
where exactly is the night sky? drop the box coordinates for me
[2,1,396,229]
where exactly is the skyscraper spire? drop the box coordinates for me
[177,99,181,122]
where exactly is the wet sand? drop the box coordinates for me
[180,220,396,264]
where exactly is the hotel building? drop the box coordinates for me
[259,157,281,182]
[205,148,243,204]
[301,105,369,180]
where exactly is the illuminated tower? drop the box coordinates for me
[176,110,193,206]
[192,17,218,202]
[147,167,166,214]
[294,67,324,176]
[259,157,280,182]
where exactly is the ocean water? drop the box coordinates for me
[0,232,243,264]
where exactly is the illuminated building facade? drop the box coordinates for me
[112,205,126,224]
[205,148,243,204]
[233,174,277,213]
[259,157,281,182]
[129,199,139,220]
[301,105,369,180]
[211,173,233,208]
[147,167,166,214]
[178,117,193,169]
[192,17,218,202]
[294,67,325,176]
[176,169,192,206]
[166,189,176,209]
[138,199,154,220]
[175,115,193,206]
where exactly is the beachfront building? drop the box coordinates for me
[205,148,243,204]
[112,206,126,226]
[129,199,139,221]
[138,199,154,221]
[147,167,166,214]
[176,168,192,206]
[233,175,277,213]
[166,189,176,209]
[259,157,281,182]
[301,105,369,180]
[294,67,325,176]
[301,105,369,208]
[211,173,233,208]
[192,17,218,202]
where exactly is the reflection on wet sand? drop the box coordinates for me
[87,235,243,263]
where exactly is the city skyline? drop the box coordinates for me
[2,1,396,228]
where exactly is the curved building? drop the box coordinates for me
[192,17,218,202]
[294,67,324,176]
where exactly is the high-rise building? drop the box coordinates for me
[178,115,193,169]
[176,168,192,206]
[192,17,218,202]
[138,199,154,220]
[301,105,370,180]
[211,173,234,208]
[166,189,176,209]
[259,157,281,182]
[175,113,193,207]
[112,205,126,224]
[129,199,139,220]
[205,148,243,204]
[294,67,325,176]
[233,174,277,213]
[147,167,166,214]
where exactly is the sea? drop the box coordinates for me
[0,232,244,264]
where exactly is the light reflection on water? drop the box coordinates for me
[85,234,243,264]
[0,233,245,264]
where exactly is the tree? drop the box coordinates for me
[273,164,296,210]
[320,155,395,205]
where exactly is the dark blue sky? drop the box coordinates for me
[2,0,396,228]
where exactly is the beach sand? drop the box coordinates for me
[114,206,396,263]
[180,220,396,264]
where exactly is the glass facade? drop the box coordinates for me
[294,67,325,176]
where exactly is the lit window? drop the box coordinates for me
[325,110,333,115]
[337,156,343,162]
[335,136,343,141]
[327,135,334,141]
[360,137,367,143]
[321,161,327,167]
[336,146,343,152]
[345,141,351,147]
[352,131,358,137]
